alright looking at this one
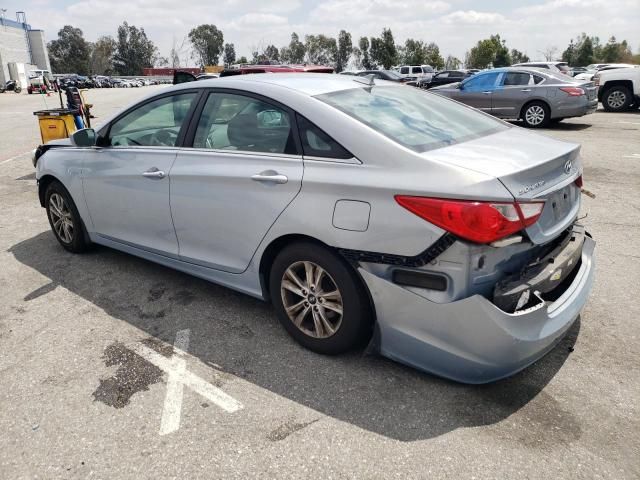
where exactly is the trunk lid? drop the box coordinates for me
[575,80,598,101]
[422,127,582,245]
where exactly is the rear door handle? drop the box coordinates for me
[251,172,288,184]
[521,88,532,92]
[142,167,165,179]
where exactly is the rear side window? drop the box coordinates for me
[192,92,297,154]
[296,115,352,160]
[503,72,531,86]
[436,72,449,78]
[533,75,545,84]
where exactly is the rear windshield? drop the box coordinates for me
[316,86,508,153]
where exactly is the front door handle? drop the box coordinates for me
[251,171,288,184]
[142,167,165,179]
[482,91,493,95]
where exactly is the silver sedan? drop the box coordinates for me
[432,67,598,128]
[33,74,595,383]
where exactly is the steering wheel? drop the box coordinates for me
[150,129,178,147]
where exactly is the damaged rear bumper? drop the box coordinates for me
[360,234,595,384]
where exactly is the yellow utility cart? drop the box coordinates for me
[33,109,78,143]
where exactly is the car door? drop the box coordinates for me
[82,91,199,256]
[490,71,533,118]
[430,71,449,87]
[170,91,303,273]
[455,71,501,111]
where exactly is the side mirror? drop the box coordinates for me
[70,128,97,147]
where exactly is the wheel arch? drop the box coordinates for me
[519,98,550,120]
[257,233,377,328]
[600,80,634,100]
[38,174,62,207]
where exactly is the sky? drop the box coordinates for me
[1,0,639,65]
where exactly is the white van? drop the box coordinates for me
[395,65,435,82]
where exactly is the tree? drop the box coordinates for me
[113,22,159,75]
[335,30,352,72]
[264,45,280,62]
[466,38,498,68]
[575,35,594,66]
[280,33,306,64]
[304,34,337,65]
[188,24,224,67]
[237,56,248,64]
[358,36,373,69]
[90,35,116,75]
[601,36,633,63]
[223,43,236,67]
[493,35,511,67]
[539,45,558,61]
[444,55,461,70]
[369,28,397,69]
[424,42,445,69]
[510,49,529,64]
[466,34,510,68]
[47,25,91,75]
[401,39,426,65]
[169,36,189,68]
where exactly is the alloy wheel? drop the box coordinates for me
[607,90,626,109]
[280,261,343,339]
[525,105,545,126]
[49,193,74,243]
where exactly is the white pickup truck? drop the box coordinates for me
[594,66,640,112]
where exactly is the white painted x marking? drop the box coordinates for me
[130,329,243,435]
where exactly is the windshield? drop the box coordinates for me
[316,86,508,153]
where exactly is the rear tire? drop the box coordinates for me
[521,101,550,128]
[269,242,371,355]
[44,181,91,253]
[602,86,632,112]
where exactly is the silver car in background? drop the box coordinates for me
[432,67,598,127]
[33,74,595,383]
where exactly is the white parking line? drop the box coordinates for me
[0,151,31,165]
[623,153,640,159]
[129,330,243,436]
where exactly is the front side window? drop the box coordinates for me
[412,67,422,74]
[109,93,197,147]
[400,67,409,74]
[461,72,500,91]
[316,86,508,153]
[193,92,296,154]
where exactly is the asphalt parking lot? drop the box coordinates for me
[0,87,639,479]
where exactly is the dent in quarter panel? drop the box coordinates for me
[332,200,371,232]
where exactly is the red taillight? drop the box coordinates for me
[559,87,585,96]
[574,174,583,188]
[395,196,545,244]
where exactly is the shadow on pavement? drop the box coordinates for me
[9,231,581,442]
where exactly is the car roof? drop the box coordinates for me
[170,72,402,96]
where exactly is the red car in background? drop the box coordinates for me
[174,64,334,84]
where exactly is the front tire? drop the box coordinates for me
[44,181,91,253]
[269,242,371,355]
[521,101,550,128]
[602,86,632,112]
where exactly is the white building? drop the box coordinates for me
[0,12,51,85]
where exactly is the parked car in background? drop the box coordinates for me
[569,67,588,77]
[574,64,637,81]
[355,70,413,83]
[595,66,640,111]
[174,65,334,84]
[512,62,571,75]
[418,70,474,89]
[432,67,597,128]
[395,65,435,82]
[33,73,594,383]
